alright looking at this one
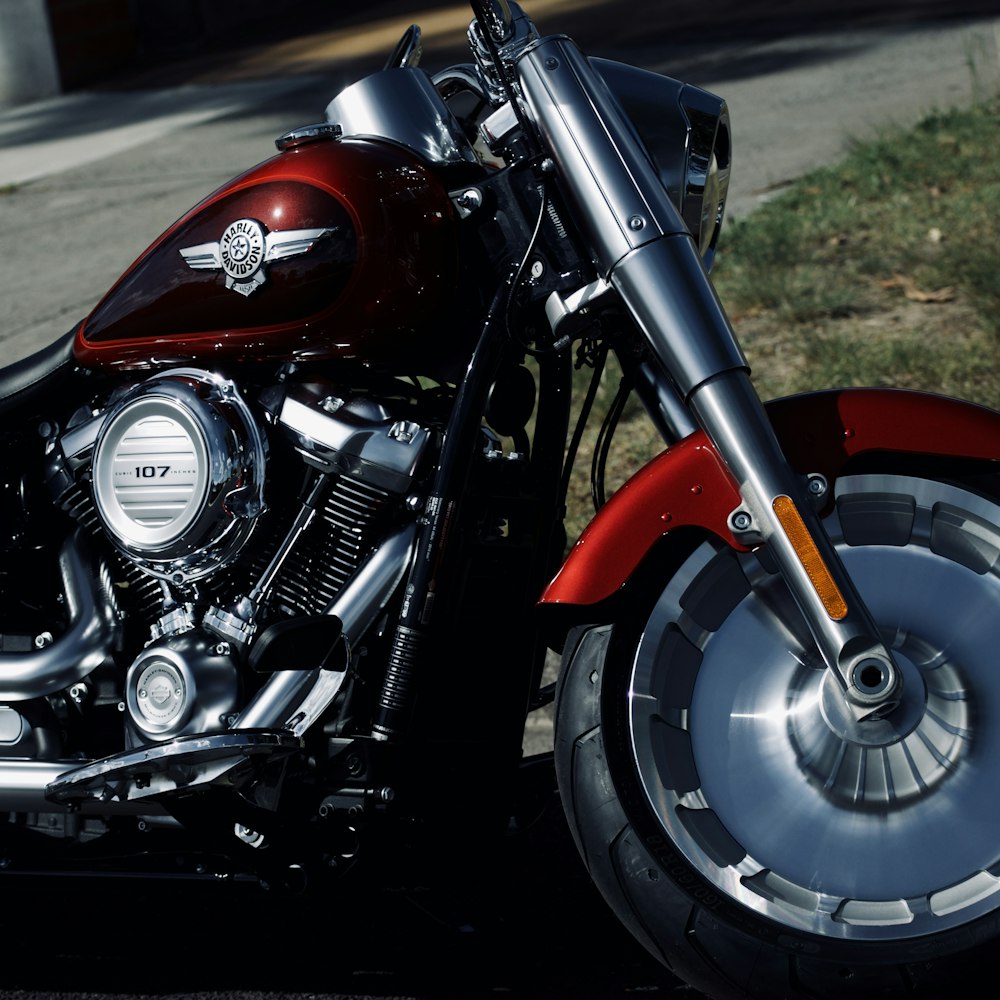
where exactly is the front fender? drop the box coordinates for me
[540,387,1000,608]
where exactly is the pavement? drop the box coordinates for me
[0,4,999,997]
[2,1,998,370]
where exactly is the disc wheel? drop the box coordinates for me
[554,474,1000,998]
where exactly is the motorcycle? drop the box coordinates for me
[4,1,1000,996]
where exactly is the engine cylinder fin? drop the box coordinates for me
[58,482,102,534]
[272,474,393,617]
[57,481,165,623]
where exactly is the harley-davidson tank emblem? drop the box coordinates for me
[179,219,337,297]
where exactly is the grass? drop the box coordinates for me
[712,97,1000,403]
[562,96,1000,542]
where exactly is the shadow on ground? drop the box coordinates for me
[99,0,1000,93]
[0,793,696,999]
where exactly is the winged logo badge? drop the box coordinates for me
[179,218,337,297]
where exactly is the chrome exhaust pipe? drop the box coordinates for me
[0,759,168,813]
[0,532,126,812]
[0,531,118,701]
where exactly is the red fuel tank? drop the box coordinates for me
[74,137,469,379]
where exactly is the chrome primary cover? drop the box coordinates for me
[91,369,266,582]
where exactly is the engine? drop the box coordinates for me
[45,368,434,753]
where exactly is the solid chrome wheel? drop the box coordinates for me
[628,474,1000,940]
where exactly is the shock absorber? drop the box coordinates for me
[372,280,513,740]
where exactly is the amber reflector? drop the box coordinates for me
[772,494,848,620]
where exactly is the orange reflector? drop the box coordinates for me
[772,494,848,620]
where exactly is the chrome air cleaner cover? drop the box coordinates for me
[91,369,266,582]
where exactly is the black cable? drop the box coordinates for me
[505,177,551,355]
[591,374,631,512]
[559,343,609,512]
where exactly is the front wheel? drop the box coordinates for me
[554,473,1000,999]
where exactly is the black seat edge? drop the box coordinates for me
[0,324,81,418]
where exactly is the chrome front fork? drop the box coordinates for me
[610,234,901,718]
[689,371,901,718]
[518,34,900,718]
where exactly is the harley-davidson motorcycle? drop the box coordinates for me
[4,1,1000,996]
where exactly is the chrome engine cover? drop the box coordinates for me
[125,632,241,742]
[90,369,266,582]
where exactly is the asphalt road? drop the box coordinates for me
[0,2,998,998]
[2,0,997,367]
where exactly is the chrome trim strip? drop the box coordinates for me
[46,731,300,806]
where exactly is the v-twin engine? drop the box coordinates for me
[0,368,431,825]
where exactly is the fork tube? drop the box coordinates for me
[517,34,900,715]
[614,237,901,714]
[688,369,900,716]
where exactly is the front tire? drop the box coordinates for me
[554,473,1000,998]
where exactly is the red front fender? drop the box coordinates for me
[540,387,1000,608]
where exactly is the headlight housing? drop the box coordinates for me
[593,58,732,270]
